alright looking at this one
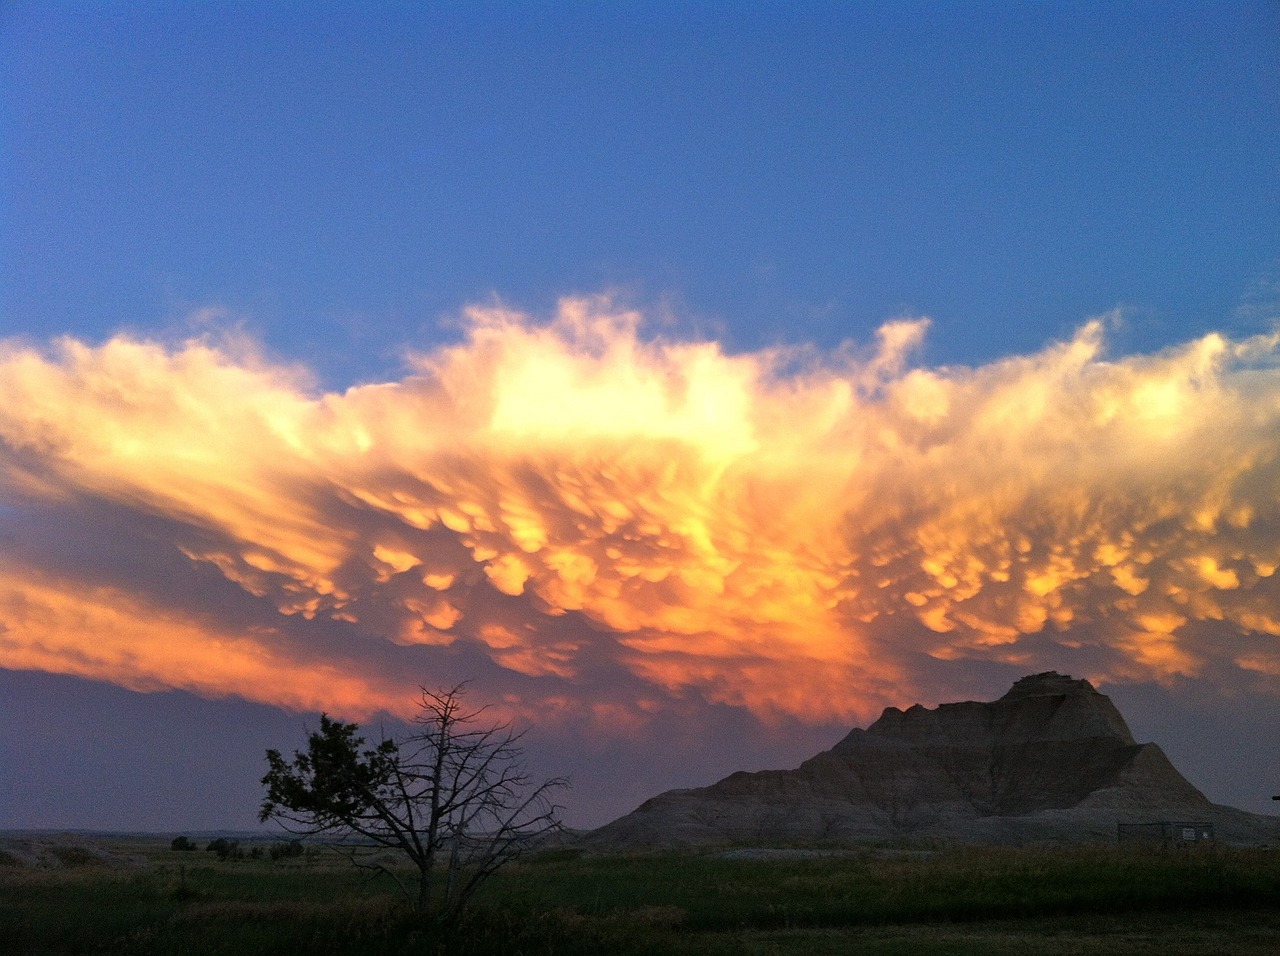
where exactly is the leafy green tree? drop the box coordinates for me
[260,684,565,920]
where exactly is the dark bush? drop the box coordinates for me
[170,836,198,852]
[49,846,99,867]
[206,838,242,860]
[269,839,305,861]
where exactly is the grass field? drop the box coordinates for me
[2,837,1278,954]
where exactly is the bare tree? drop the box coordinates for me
[260,684,566,920]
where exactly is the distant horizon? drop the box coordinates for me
[5,661,1279,832]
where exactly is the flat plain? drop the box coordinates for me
[2,835,1278,954]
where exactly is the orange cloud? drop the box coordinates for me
[2,299,1278,728]
[0,566,410,718]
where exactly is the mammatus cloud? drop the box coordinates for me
[2,298,1278,731]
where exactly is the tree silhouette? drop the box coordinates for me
[260,684,566,920]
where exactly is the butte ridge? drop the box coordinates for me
[590,672,1278,847]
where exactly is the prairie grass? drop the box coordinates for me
[1,839,1277,954]
[489,842,1280,931]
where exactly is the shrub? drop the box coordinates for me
[269,840,305,861]
[206,838,242,861]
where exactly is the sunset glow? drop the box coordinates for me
[3,300,1277,729]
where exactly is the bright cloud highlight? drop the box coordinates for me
[2,299,1278,729]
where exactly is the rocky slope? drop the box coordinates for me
[589,672,1278,847]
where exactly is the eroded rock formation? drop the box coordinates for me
[590,672,1278,847]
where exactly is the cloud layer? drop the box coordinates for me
[2,299,1279,733]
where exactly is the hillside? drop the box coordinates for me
[589,672,1278,847]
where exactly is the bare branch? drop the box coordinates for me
[260,684,567,921]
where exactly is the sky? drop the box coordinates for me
[2,1,1279,832]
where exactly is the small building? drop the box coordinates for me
[1117,821,1214,845]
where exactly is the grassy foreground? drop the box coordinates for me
[2,838,1278,955]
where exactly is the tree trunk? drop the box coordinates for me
[445,830,462,908]
[417,861,432,916]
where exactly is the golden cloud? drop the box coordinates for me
[2,299,1278,725]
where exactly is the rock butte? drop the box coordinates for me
[589,672,1279,848]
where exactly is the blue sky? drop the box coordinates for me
[6,2,1277,383]
[2,3,1279,832]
